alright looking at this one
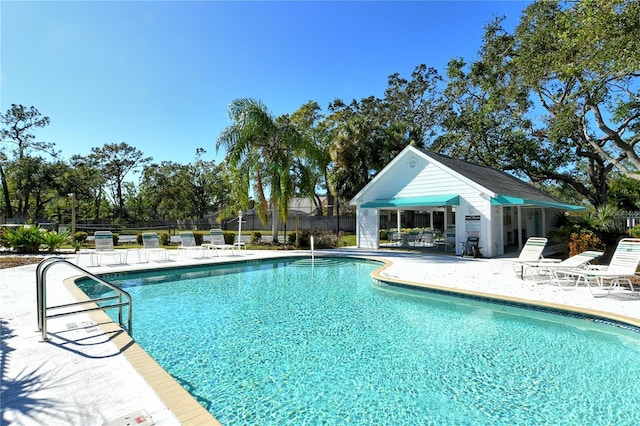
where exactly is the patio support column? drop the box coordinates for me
[397,209,401,231]
[444,206,450,231]
[517,205,523,249]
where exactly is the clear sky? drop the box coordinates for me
[1,0,531,167]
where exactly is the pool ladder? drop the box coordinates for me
[36,256,133,341]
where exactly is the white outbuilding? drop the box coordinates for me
[349,145,584,257]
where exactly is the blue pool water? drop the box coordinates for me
[80,257,640,425]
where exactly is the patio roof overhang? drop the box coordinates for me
[490,195,585,211]
[360,195,460,209]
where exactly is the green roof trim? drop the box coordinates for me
[490,195,585,211]
[361,195,460,208]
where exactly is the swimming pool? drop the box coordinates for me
[80,257,640,425]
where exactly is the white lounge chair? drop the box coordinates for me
[202,229,236,256]
[178,231,206,258]
[521,250,603,284]
[141,232,169,262]
[93,231,126,266]
[510,237,551,279]
[554,238,640,297]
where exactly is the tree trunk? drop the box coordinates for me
[93,193,101,221]
[117,180,124,219]
[327,193,335,216]
[271,202,279,244]
[314,194,324,216]
[0,164,13,219]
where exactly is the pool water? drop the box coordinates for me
[81,257,640,425]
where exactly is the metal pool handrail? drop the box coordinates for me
[36,256,132,341]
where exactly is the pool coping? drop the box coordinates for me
[370,259,640,332]
[64,277,220,425]
[63,251,640,424]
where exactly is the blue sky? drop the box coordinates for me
[1,1,531,167]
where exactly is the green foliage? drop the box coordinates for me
[312,230,339,249]
[288,231,309,247]
[111,233,119,246]
[193,231,204,246]
[0,104,54,219]
[137,156,230,222]
[608,174,640,210]
[250,231,262,244]
[1,225,69,253]
[74,231,88,244]
[223,232,234,245]
[1,226,44,253]
[549,206,627,260]
[289,229,338,249]
[436,1,640,209]
[40,229,70,253]
[379,229,388,241]
[89,142,152,220]
[585,205,624,234]
[629,225,640,238]
[159,232,171,246]
[217,98,316,243]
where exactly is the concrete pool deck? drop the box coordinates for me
[2,248,639,425]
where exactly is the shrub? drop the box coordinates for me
[289,231,310,247]
[223,232,234,245]
[289,229,338,249]
[73,231,88,244]
[1,225,44,253]
[568,231,603,257]
[380,229,388,241]
[41,230,70,253]
[251,231,262,244]
[630,224,640,238]
[159,232,171,246]
[2,225,42,253]
[193,231,204,246]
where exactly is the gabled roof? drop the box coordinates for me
[417,148,562,204]
[350,145,584,211]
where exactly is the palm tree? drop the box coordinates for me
[217,98,310,244]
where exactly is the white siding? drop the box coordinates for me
[357,208,379,248]
[490,206,505,257]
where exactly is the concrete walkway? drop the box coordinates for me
[2,249,639,425]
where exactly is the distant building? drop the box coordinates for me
[289,197,328,216]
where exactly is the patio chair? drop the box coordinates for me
[416,230,435,247]
[141,232,169,262]
[521,250,603,284]
[178,231,206,258]
[444,231,456,252]
[510,237,550,279]
[93,231,127,266]
[201,229,236,256]
[554,238,640,297]
[387,231,402,247]
[461,236,482,258]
